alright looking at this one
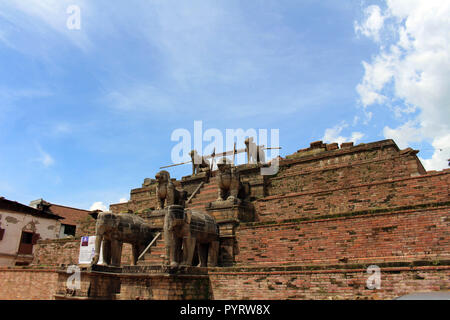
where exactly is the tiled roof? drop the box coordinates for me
[0,197,62,220]
[48,204,91,226]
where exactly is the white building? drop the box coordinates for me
[0,197,62,266]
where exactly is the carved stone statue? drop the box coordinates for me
[156,170,187,210]
[164,205,219,268]
[245,137,265,164]
[190,150,211,175]
[91,211,155,267]
[216,157,242,202]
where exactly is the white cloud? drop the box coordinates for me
[354,5,386,42]
[420,134,450,171]
[89,201,107,212]
[383,121,422,149]
[36,145,55,167]
[323,122,364,145]
[119,198,128,203]
[356,0,450,170]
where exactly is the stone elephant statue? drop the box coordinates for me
[91,211,155,267]
[164,205,219,268]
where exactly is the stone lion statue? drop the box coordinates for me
[216,158,243,202]
[155,170,187,209]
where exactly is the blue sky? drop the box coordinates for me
[0,0,448,210]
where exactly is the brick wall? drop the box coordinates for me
[256,171,449,221]
[270,150,422,197]
[119,274,211,300]
[235,205,450,267]
[209,264,450,300]
[1,263,448,300]
[110,184,158,214]
[75,214,97,237]
[33,239,80,266]
[0,267,59,299]
[32,238,133,266]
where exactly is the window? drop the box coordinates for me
[63,224,76,237]
[18,231,39,255]
[0,227,4,241]
[21,231,33,244]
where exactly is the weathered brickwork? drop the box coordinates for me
[209,265,450,300]
[269,148,424,197]
[32,238,133,266]
[235,205,450,266]
[257,171,449,221]
[54,269,121,300]
[110,184,158,214]
[74,214,97,237]
[0,268,59,300]
[119,274,211,300]
[32,239,81,266]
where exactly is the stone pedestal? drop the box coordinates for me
[236,164,270,200]
[206,200,255,266]
[206,199,255,222]
[119,266,211,300]
[54,265,121,300]
[54,265,211,300]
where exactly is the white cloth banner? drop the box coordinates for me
[78,236,103,265]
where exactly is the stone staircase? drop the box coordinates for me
[185,177,219,210]
[137,234,166,266]
[136,178,219,266]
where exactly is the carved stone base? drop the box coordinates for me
[54,265,211,300]
[205,200,254,266]
[206,200,255,222]
[54,266,121,300]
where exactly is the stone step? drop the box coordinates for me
[188,201,214,208]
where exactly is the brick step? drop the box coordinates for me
[195,187,217,194]
[142,255,164,260]
[201,182,217,189]
[186,204,208,210]
[149,249,165,254]
[191,194,218,202]
[139,252,165,265]
[196,187,218,194]
[136,235,166,266]
[202,183,218,189]
[187,199,215,207]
